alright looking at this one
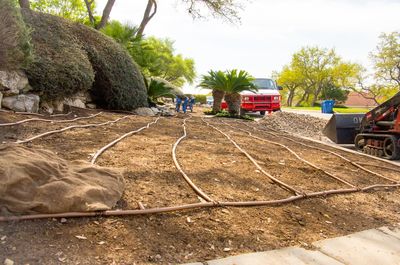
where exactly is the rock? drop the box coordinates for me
[2,94,40,113]
[60,218,67,224]
[86,103,97,109]
[40,101,54,114]
[151,107,160,115]
[41,99,65,114]
[64,98,85,108]
[157,106,175,116]
[0,70,29,96]
[260,112,328,139]
[4,258,14,265]
[53,100,64,112]
[134,107,155,116]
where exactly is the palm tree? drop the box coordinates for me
[146,77,183,104]
[223,70,257,116]
[198,70,227,113]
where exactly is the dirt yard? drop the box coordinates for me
[0,108,399,264]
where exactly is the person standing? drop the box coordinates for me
[175,95,182,112]
[182,96,189,114]
[189,96,195,112]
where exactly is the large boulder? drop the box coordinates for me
[2,94,40,113]
[19,9,148,110]
[0,70,29,96]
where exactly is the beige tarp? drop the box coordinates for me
[0,145,125,214]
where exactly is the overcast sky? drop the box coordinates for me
[97,0,400,94]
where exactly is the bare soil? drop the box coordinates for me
[0,108,399,265]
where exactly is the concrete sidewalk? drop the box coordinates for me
[184,225,400,265]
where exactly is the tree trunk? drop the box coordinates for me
[137,0,157,38]
[296,91,309,106]
[224,92,241,116]
[287,88,295,107]
[84,0,96,26]
[311,85,323,107]
[19,0,30,9]
[212,89,225,113]
[95,0,116,30]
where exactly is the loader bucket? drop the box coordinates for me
[323,114,365,144]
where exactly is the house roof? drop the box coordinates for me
[344,92,378,107]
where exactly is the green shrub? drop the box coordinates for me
[77,25,147,110]
[0,0,32,70]
[194,94,207,104]
[214,110,255,121]
[21,9,148,110]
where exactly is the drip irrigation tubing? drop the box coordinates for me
[201,117,303,196]
[15,115,131,144]
[219,120,357,188]
[1,183,399,222]
[90,117,161,164]
[0,112,102,127]
[245,122,399,184]
[172,116,214,202]
[356,163,400,174]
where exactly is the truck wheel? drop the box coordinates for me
[259,111,266,116]
[240,108,246,116]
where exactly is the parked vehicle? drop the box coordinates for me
[323,92,400,160]
[206,96,214,106]
[221,78,282,115]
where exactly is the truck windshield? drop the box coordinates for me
[252,79,277,90]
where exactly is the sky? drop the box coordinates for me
[97,0,400,94]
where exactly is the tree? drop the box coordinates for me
[30,0,90,22]
[198,70,226,113]
[371,31,400,89]
[128,37,196,87]
[292,47,340,106]
[146,77,183,103]
[183,0,242,23]
[276,46,361,107]
[137,0,157,38]
[95,0,115,29]
[18,0,30,9]
[276,66,302,106]
[100,20,139,47]
[223,69,256,115]
[198,69,256,115]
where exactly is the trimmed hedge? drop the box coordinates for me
[20,9,148,110]
[0,0,32,70]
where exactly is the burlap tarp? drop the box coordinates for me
[0,145,125,214]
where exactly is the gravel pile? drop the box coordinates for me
[259,112,329,140]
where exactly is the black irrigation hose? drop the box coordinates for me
[172,116,214,202]
[219,120,357,188]
[244,122,399,184]
[2,116,400,222]
[90,117,161,164]
[201,117,303,196]
[2,183,399,222]
[0,112,102,127]
[15,115,131,144]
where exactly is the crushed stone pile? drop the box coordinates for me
[0,145,125,215]
[259,112,329,140]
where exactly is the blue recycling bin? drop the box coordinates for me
[321,100,335,114]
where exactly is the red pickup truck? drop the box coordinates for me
[221,78,282,115]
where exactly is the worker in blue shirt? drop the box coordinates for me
[182,96,189,113]
[189,96,195,112]
[175,95,182,112]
